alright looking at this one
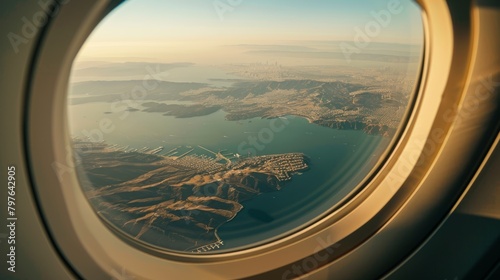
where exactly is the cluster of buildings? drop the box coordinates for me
[373,106,406,128]
[170,154,226,174]
[235,153,308,182]
[266,154,309,181]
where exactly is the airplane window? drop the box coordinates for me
[67,0,424,253]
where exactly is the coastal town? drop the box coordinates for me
[73,138,309,252]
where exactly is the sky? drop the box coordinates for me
[76,0,424,63]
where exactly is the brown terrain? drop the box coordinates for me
[74,139,308,252]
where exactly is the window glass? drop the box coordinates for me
[68,0,423,253]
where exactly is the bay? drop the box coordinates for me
[68,101,389,251]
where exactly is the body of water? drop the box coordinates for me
[68,101,389,251]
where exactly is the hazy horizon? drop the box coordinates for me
[75,0,423,65]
